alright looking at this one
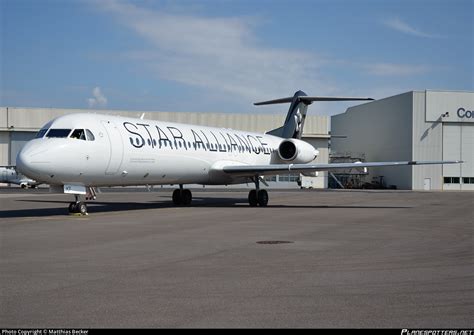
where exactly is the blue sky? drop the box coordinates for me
[1,0,473,116]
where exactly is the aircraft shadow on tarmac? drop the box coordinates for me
[0,198,412,218]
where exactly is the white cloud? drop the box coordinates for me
[366,63,431,76]
[94,0,335,105]
[90,1,439,115]
[87,86,108,108]
[383,17,442,38]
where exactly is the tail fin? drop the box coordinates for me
[256,90,373,139]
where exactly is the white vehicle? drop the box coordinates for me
[0,166,40,189]
[16,90,461,215]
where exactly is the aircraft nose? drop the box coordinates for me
[16,141,52,179]
[16,150,27,175]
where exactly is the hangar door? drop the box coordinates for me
[443,124,474,190]
[460,124,474,190]
[298,137,328,189]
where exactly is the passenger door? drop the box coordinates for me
[101,120,124,175]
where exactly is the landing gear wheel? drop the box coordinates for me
[257,190,269,207]
[172,188,192,206]
[182,189,192,206]
[68,202,77,213]
[68,201,88,215]
[172,189,182,205]
[248,190,258,207]
[78,202,88,215]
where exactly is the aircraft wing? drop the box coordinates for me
[222,160,462,176]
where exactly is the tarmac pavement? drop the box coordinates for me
[0,189,472,328]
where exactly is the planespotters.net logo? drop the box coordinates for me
[402,330,474,335]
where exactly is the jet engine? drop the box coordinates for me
[277,138,319,164]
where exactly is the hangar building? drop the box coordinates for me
[331,90,474,191]
[0,107,330,188]
[3,89,472,191]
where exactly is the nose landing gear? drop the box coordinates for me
[172,185,192,206]
[68,195,88,215]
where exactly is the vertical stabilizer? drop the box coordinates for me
[262,90,309,139]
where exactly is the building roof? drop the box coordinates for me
[0,106,329,136]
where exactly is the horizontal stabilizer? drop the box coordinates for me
[254,96,374,106]
[254,97,294,105]
[300,96,374,104]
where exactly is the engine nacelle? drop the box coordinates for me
[277,138,319,164]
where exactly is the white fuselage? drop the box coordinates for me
[17,113,295,187]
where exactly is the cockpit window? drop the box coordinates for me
[46,129,72,138]
[70,129,86,140]
[36,120,54,138]
[35,128,49,138]
[85,129,95,141]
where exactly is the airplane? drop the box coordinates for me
[16,90,462,215]
[0,166,40,189]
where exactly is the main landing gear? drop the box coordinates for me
[68,195,88,215]
[248,176,268,207]
[172,185,192,206]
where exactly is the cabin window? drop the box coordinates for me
[70,129,86,140]
[46,129,72,138]
[85,129,95,141]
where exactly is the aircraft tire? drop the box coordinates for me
[172,189,182,205]
[248,190,258,206]
[257,189,269,207]
[78,202,88,215]
[182,189,192,206]
[68,202,77,213]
